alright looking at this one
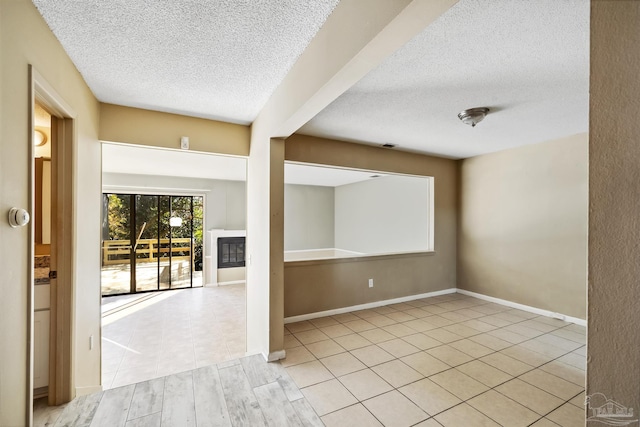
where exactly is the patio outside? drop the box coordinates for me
[101,193,203,296]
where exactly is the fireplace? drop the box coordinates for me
[207,229,246,286]
[217,237,245,268]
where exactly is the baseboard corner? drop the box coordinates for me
[264,349,286,362]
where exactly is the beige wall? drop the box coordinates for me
[335,175,431,254]
[0,1,101,425]
[284,184,335,251]
[458,133,588,319]
[284,134,457,316]
[100,104,250,156]
[589,1,640,411]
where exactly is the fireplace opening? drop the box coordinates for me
[218,237,245,268]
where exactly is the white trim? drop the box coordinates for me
[284,288,457,324]
[33,68,77,119]
[284,287,586,327]
[208,229,246,285]
[456,289,587,327]
[101,184,211,195]
[283,247,362,254]
[217,280,246,286]
[263,350,286,362]
[101,140,249,160]
[284,247,365,262]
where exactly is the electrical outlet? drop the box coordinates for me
[180,136,189,150]
[368,278,374,288]
[89,335,94,350]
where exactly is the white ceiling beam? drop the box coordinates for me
[253,0,459,138]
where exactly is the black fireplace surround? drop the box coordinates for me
[218,237,245,268]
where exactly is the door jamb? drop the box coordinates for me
[29,66,76,414]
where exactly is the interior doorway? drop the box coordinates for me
[32,101,52,400]
[29,67,76,424]
[101,193,204,296]
[100,142,248,389]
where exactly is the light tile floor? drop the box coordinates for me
[35,292,586,426]
[101,284,246,389]
[283,292,586,427]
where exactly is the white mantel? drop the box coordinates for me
[206,229,246,285]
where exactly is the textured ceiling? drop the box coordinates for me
[32,0,339,124]
[299,0,590,159]
[34,0,589,159]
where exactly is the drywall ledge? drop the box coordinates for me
[284,250,435,266]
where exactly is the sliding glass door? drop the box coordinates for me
[101,193,203,296]
[134,195,159,292]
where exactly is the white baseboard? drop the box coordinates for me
[76,385,102,397]
[456,289,587,327]
[284,288,457,324]
[263,349,286,362]
[283,287,586,327]
[205,280,246,287]
[218,280,246,286]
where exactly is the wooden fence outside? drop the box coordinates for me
[102,238,193,266]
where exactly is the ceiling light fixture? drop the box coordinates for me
[34,128,48,146]
[458,107,490,127]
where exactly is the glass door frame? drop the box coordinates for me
[101,192,204,297]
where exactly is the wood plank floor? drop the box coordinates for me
[39,354,321,427]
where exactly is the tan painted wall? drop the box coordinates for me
[269,139,285,353]
[100,104,250,156]
[285,254,443,317]
[588,1,640,411]
[0,1,101,425]
[458,134,588,319]
[284,135,457,316]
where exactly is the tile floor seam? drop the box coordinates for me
[320,400,385,425]
[364,402,389,427]
[432,399,503,426]
[415,344,585,416]
[457,350,584,425]
[527,390,586,426]
[122,382,137,422]
[468,389,542,427]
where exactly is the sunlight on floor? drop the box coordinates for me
[101,284,246,389]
